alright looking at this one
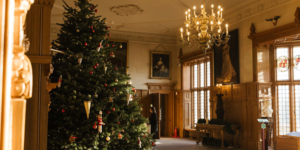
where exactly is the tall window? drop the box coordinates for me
[275,45,300,136]
[191,57,211,127]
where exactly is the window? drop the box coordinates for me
[191,57,211,127]
[275,45,300,136]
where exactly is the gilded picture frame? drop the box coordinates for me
[150,51,171,79]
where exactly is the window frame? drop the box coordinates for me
[274,42,300,136]
[190,54,212,128]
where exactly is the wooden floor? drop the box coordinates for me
[153,138,245,150]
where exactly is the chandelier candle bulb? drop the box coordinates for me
[211,4,214,14]
[180,28,183,39]
[185,11,188,21]
[226,24,228,36]
[221,8,223,18]
[193,6,196,16]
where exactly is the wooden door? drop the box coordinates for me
[150,93,160,139]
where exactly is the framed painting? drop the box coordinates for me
[150,51,171,79]
[214,29,240,85]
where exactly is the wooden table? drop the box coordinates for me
[195,124,240,147]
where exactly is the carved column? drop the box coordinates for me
[0,0,34,150]
[24,0,54,150]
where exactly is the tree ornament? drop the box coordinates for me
[106,26,109,30]
[93,122,97,129]
[106,44,109,47]
[90,6,94,10]
[131,119,134,122]
[118,133,122,139]
[84,101,91,119]
[97,111,105,133]
[112,54,115,58]
[138,137,142,148]
[84,42,88,46]
[112,108,115,111]
[96,63,99,66]
[104,83,107,87]
[127,94,132,105]
[119,44,123,48]
[115,79,118,82]
[104,64,107,73]
[90,26,93,29]
[108,34,111,37]
[94,93,98,98]
[107,110,110,114]
[106,136,110,141]
[89,71,93,74]
[62,109,65,113]
[109,52,114,56]
[112,44,114,47]
[115,67,118,70]
[97,40,103,52]
[143,135,146,138]
[78,57,83,65]
[92,29,95,33]
[73,90,77,94]
[152,142,155,146]
[125,137,127,140]
[109,96,113,103]
[113,88,115,93]
[95,9,98,12]
[76,29,80,32]
[127,80,132,85]
[93,66,97,69]
[69,136,77,144]
[58,75,62,87]
[89,36,92,39]
[118,122,121,125]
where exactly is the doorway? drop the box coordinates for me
[150,93,174,139]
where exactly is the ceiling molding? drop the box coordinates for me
[111,4,143,16]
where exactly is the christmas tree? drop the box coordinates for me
[47,0,154,149]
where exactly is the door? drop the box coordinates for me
[150,93,160,139]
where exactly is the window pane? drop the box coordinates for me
[200,63,204,87]
[277,48,289,81]
[293,47,300,80]
[200,91,204,119]
[296,85,300,132]
[194,91,197,126]
[194,64,197,88]
[278,85,290,135]
[207,90,210,119]
[207,62,211,87]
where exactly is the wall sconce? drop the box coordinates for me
[216,83,222,94]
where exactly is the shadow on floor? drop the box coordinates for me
[153,138,245,150]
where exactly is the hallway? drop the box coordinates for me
[153,138,245,150]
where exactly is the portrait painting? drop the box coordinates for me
[150,51,171,79]
[214,29,240,85]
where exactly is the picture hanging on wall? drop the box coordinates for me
[214,29,240,85]
[150,46,171,79]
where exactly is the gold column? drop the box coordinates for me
[0,0,34,150]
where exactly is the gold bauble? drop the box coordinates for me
[89,36,92,39]
[115,79,118,82]
[106,136,110,141]
[119,45,123,48]
[76,29,80,32]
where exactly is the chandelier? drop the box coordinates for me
[179,0,230,54]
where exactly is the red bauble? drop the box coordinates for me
[90,6,95,10]
[104,83,107,87]
[84,42,88,46]
[93,66,97,69]
[152,142,155,146]
[62,109,65,113]
[109,52,113,56]
[96,63,99,66]
[90,26,93,29]
[143,135,145,138]
[89,71,93,74]
[115,67,118,70]
[107,110,110,114]
[132,88,135,91]
[125,137,127,139]
[108,34,111,37]
[122,130,125,133]
[112,44,115,47]
[118,122,120,124]
[106,26,109,30]
[113,88,115,93]
[112,108,115,111]
[95,9,98,12]
[92,29,95,33]
[106,44,109,47]
[93,123,97,129]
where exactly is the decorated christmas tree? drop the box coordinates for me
[47,0,154,149]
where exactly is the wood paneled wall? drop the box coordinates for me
[24,1,54,150]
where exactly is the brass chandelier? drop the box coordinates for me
[179,0,230,54]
